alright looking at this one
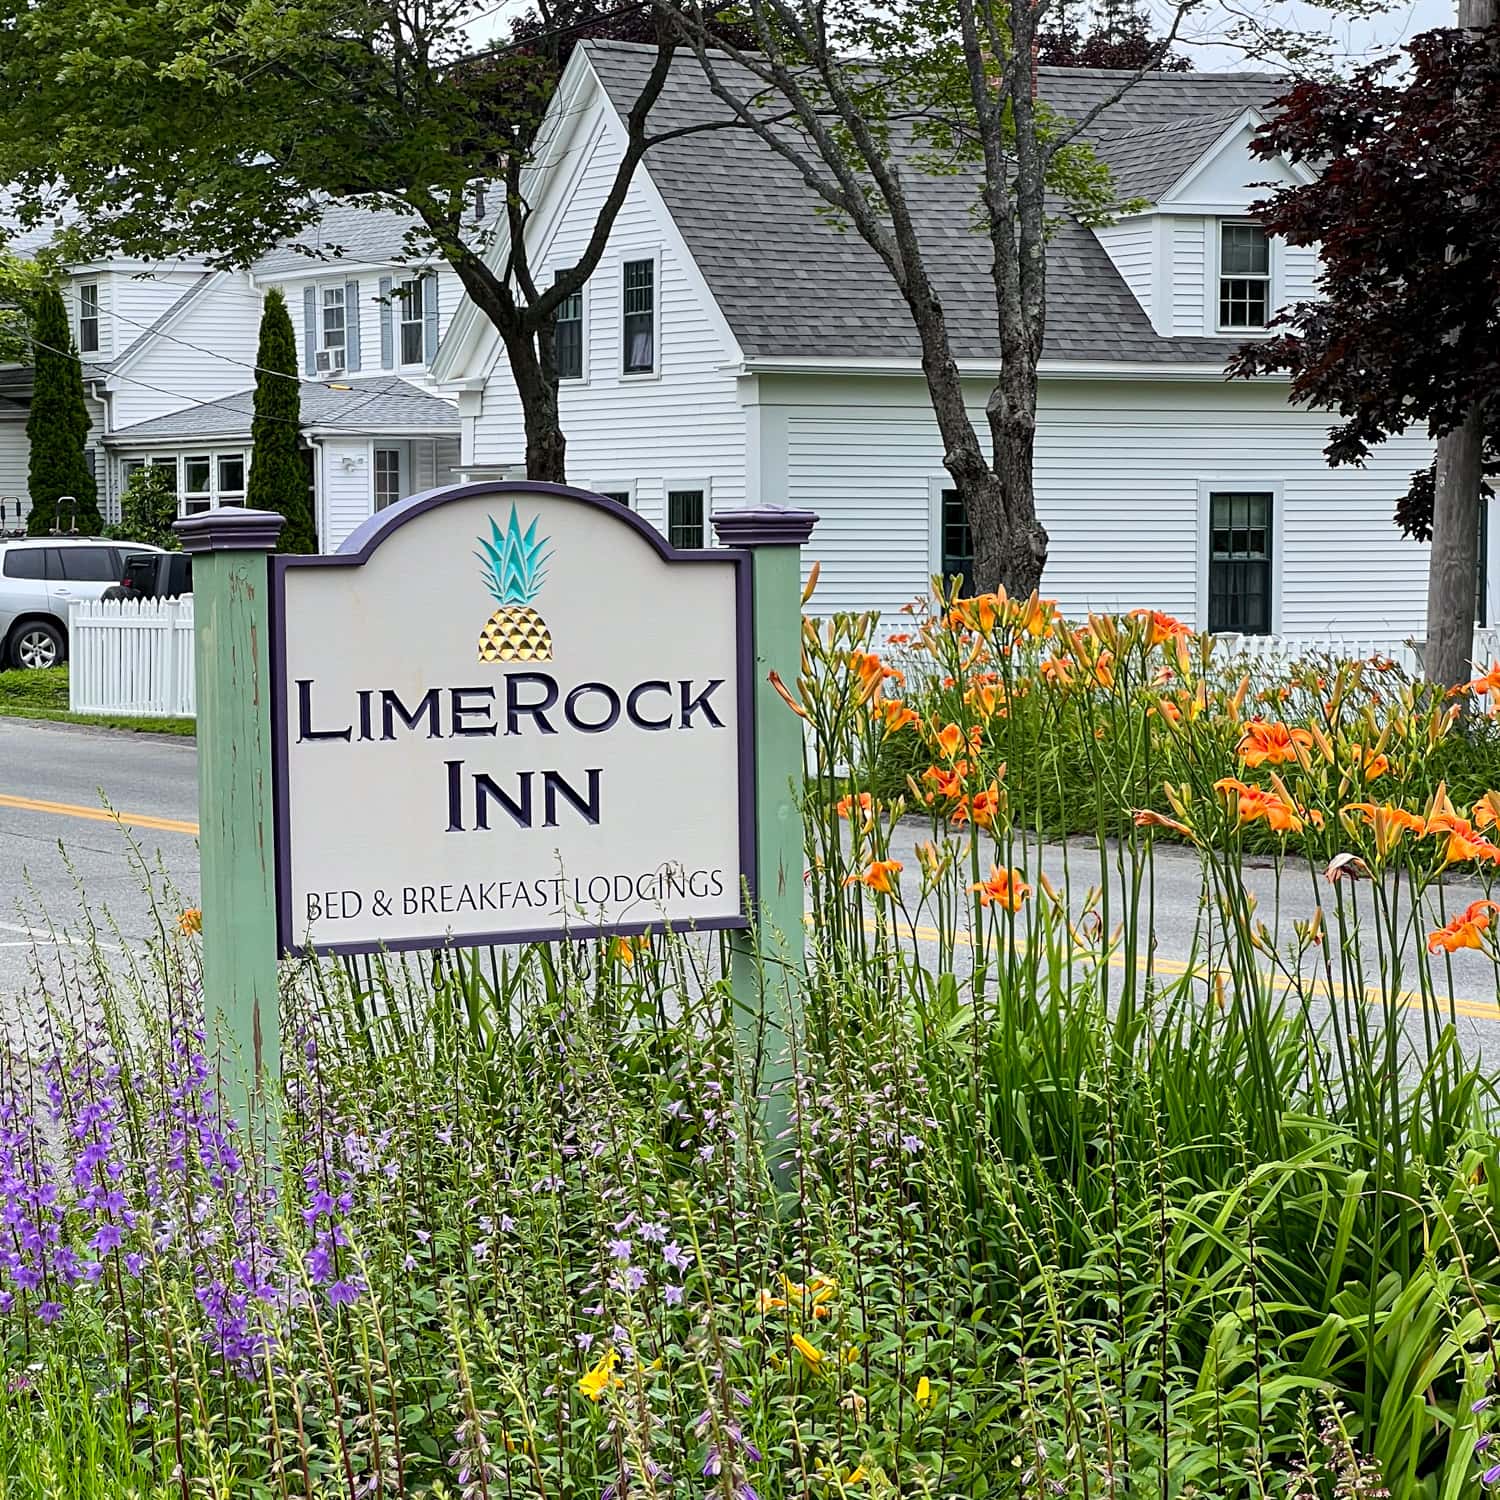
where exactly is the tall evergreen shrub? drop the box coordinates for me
[246,288,316,553]
[26,283,101,535]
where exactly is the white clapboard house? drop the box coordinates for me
[431,42,1463,643]
[0,199,468,548]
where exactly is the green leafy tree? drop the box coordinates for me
[0,1,744,485]
[0,250,52,365]
[108,466,182,550]
[25,283,100,536]
[246,289,316,554]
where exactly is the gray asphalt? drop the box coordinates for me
[1,715,1497,1066]
[0,719,199,1010]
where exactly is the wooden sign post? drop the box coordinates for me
[179,486,816,1147]
[712,509,817,1132]
[175,507,286,1134]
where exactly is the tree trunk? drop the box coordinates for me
[1425,0,1495,685]
[1426,405,1485,686]
[988,360,1049,598]
[505,329,567,483]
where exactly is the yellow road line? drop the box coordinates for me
[860,917,1500,1021]
[0,792,199,837]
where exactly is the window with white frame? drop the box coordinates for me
[161,450,251,516]
[374,448,402,510]
[622,258,656,374]
[398,278,425,366]
[77,283,100,354]
[553,273,584,381]
[595,484,634,507]
[1217,223,1271,331]
[321,285,347,357]
[1207,490,1274,634]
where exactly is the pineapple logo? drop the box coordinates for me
[476,504,554,663]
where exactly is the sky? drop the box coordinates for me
[459,0,1453,73]
[1145,0,1454,71]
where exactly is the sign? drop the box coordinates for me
[269,483,754,954]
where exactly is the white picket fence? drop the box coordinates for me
[68,598,196,718]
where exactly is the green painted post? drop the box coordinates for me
[712,508,818,1161]
[175,507,285,1145]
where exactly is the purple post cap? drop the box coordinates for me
[712,507,819,548]
[174,506,287,554]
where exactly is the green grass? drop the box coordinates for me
[0,666,194,736]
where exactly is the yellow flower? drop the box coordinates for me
[915,1375,933,1409]
[847,1466,868,1485]
[608,935,648,967]
[578,1348,621,1402]
[791,1332,824,1369]
[177,907,202,936]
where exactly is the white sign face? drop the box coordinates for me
[271,484,753,953]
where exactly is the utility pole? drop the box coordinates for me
[1425,0,1496,686]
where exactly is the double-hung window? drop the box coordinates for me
[398,279,425,366]
[938,489,975,594]
[77,283,100,354]
[553,274,584,381]
[1208,490,1273,634]
[322,286,347,360]
[1217,223,1271,331]
[375,448,402,510]
[667,489,706,549]
[622,259,655,374]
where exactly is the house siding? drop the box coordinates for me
[107,273,267,431]
[267,264,462,388]
[318,437,374,550]
[1169,219,1210,336]
[762,374,1432,638]
[1094,219,1155,328]
[0,419,28,521]
[467,113,746,535]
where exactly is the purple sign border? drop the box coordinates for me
[268,481,757,957]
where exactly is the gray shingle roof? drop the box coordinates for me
[583,42,1288,364]
[106,377,458,442]
[1093,109,1251,202]
[253,196,493,276]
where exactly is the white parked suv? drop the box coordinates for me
[0,537,164,670]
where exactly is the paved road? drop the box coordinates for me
[0,719,199,1006]
[1,715,1497,1064]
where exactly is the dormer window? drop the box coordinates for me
[1217,223,1270,331]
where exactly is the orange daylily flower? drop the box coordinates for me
[1214,777,1304,834]
[844,859,903,896]
[1345,745,1390,781]
[965,783,1003,829]
[1131,609,1192,649]
[1428,900,1500,955]
[970,865,1031,911]
[935,722,966,760]
[1471,664,1500,696]
[177,907,202,936]
[1341,802,1425,858]
[1040,655,1075,685]
[767,670,807,719]
[608,935,650,967]
[1473,791,1500,831]
[877,699,921,735]
[921,763,967,803]
[836,791,874,821]
[1132,808,1193,838]
[1236,720,1314,768]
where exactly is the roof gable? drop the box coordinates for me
[582,43,1293,366]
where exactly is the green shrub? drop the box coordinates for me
[106,464,181,550]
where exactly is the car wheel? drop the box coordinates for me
[9,620,65,670]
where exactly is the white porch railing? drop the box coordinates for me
[68,598,196,718]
